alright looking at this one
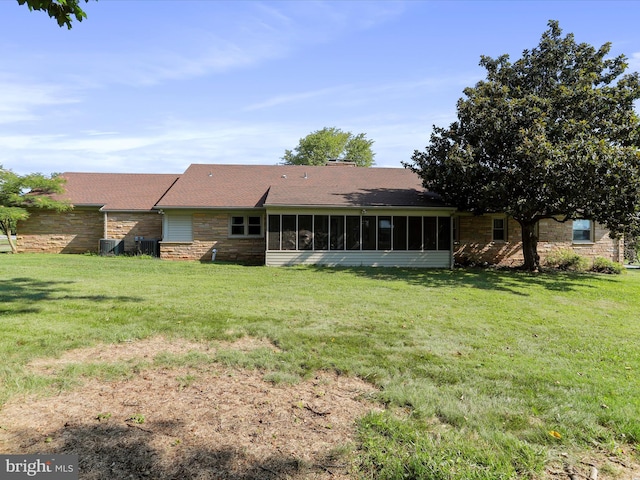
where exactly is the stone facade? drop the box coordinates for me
[18,208,623,267]
[455,215,623,266]
[105,212,163,253]
[160,212,266,264]
[17,209,103,254]
[18,209,163,255]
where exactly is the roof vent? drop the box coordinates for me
[281,174,287,178]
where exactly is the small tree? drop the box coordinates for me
[0,166,71,254]
[16,0,90,29]
[282,127,375,167]
[406,21,640,271]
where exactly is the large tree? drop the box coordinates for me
[0,166,71,254]
[16,0,90,29]
[406,21,640,271]
[282,127,375,167]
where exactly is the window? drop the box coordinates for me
[572,219,593,242]
[423,217,437,250]
[314,215,329,250]
[393,216,408,250]
[248,216,261,235]
[378,216,392,250]
[346,216,361,250]
[362,216,376,250]
[164,214,192,242]
[265,214,452,252]
[492,217,506,242]
[298,215,313,250]
[281,215,296,250]
[438,217,451,251]
[330,215,345,250]
[267,215,280,250]
[229,215,262,237]
[408,217,422,250]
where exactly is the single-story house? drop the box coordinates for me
[17,163,623,267]
[17,172,179,255]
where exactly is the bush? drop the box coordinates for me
[591,256,624,274]
[544,249,589,272]
[624,234,639,264]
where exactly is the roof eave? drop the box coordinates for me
[101,208,159,212]
[153,205,266,210]
[264,203,456,210]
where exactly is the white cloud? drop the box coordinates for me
[8,2,408,90]
[242,72,478,114]
[243,85,351,111]
[0,79,80,124]
[2,120,294,175]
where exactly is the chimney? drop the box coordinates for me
[326,158,357,167]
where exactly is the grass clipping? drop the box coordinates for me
[0,337,379,479]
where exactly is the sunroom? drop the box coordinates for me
[265,208,455,267]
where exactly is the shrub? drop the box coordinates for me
[591,256,624,274]
[544,249,589,272]
[624,234,639,264]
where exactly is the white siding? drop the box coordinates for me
[164,214,193,242]
[266,251,450,268]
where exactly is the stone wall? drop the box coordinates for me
[160,212,265,264]
[17,209,103,254]
[105,212,163,253]
[17,209,163,255]
[455,215,623,266]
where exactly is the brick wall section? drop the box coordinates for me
[17,209,103,254]
[160,212,266,264]
[18,209,163,255]
[455,216,623,266]
[105,212,163,253]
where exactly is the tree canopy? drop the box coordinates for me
[0,166,71,254]
[282,127,375,167]
[406,20,640,271]
[16,0,90,29]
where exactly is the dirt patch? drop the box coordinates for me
[3,337,638,479]
[544,451,640,480]
[27,336,278,375]
[0,337,378,479]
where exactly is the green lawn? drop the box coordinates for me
[0,237,11,253]
[1,254,639,478]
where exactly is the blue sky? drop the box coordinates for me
[2,0,640,175]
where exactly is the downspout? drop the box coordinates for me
[103,211,108,239]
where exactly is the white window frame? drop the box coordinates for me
[229,215,263,238]
[572,219,593,243]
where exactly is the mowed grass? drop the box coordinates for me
[1,254,639,478]
[0,237,11,253]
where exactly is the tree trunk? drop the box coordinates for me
[519,220,540,271]
[7,234,17,254]
[1,223,18,254]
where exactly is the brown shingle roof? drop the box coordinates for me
[156,164,447,209]
[57,173,179,211]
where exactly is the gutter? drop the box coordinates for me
[263,204,458,211]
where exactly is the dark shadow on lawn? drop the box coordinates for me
[304,266,611,296]
[0,277,143,314]
[18,421,340,479]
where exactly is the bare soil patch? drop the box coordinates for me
[0,337,378,479]
[2,337,638,479]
